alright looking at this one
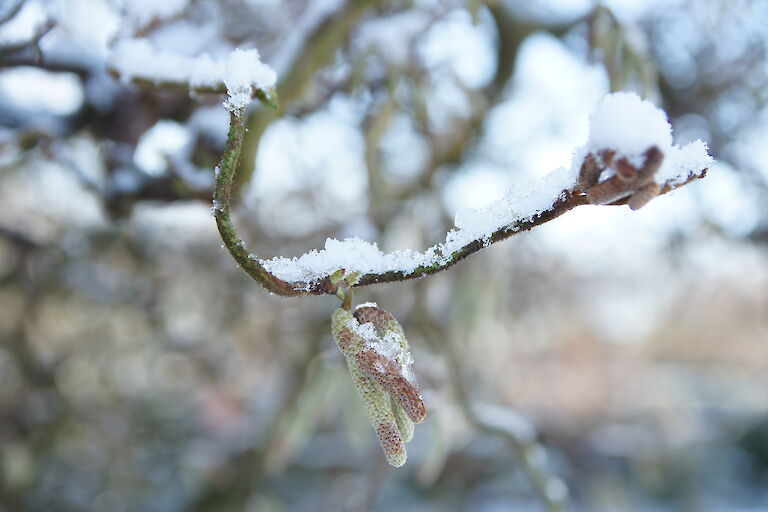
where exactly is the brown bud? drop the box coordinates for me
[578,153,602,191]
[585,175,630,205]
[639,146,664,177]
[628,181,661,210]
[614,157,637,181]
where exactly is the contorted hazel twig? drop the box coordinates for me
[331,304,426,467]
[578,145,664,210]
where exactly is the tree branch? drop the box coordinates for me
[212,109,312,296]
[356,172,703,287]
[213,100,707,297]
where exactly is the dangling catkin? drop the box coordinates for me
[331,306,425,467]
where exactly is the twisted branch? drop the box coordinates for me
[212,108,707,296]
[212,109,305,296]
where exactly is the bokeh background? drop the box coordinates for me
[1,0,767,511]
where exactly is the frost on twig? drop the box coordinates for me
[331,304,425,467]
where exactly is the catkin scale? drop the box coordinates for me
[391,397,414,443]
[355,349,426,423]
[628,181,661,210]
[354,305,425,423]
[347,357,407,467]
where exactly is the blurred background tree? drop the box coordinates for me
[0,0,766,511]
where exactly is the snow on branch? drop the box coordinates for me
[108,39,277,108]
[576,92,711,207]
[106,44,291,292]
[214,91,712,296]
[256,93,711,291]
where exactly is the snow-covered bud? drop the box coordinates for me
[579,145,664,209]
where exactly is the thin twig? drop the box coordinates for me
[446,348,568,511]
[212,109,307,296]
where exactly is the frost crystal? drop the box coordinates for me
[367,330,405,363]
[351,321,378,342]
